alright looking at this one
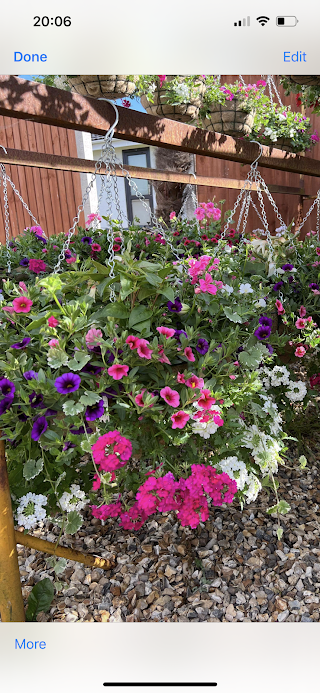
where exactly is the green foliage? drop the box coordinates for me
[26,579,55,621]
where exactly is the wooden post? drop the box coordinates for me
[15,530,115,571]
[0,440,25,622]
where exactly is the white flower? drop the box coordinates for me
[224,245,232,254]
[218,456,248,491]
[239,283,253,295]
[270,365,290,387]
[256,298,267,308]
[222,284,234,294]
[244,474,262,503]
[278,113,287,122]
[173,83,190,102]
[15,492,47,530]
[58,484,87,512]
[285,380,307,402]
[275,225,287,237]
[191,405,222,439]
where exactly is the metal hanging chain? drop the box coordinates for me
[297,189,320,237]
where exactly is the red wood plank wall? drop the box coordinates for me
[0,116,84,243]
[196,75,320,235]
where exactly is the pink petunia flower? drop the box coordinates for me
[48,339,59,348]
[185,374,204,389]
[91,243,101,252]
[229,374,236,380]
[160,386,180,407]
[171,411,190,429]
[66,256,77,264]
[299,306,307,318]
[2,306,15,314]
[12,296,33,313]
[135,389,156,408]
[169,211,176,220]
[199,273,217,295]
[295,318,307,329]
[197,389,216,410]
[48,316,59,328]
[157,326,175,339]
[18,282,28,293]
[126,335,139,350]
[107,363,129,380]
[275,299,285,315]
[136,338,153,359]
[184,346,195,362]
[86,328,103,348]
[158,346,171,364]
[316,247,320,256]
[295,346,306,358]
[177,372,186,384]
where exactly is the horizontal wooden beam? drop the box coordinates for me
[0,146,306,196]
[0,76,320,178]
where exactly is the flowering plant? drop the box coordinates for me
[199,78,268,118]
[251,103,317,152]
[135,75,206,107]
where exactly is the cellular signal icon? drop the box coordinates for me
[234,16,250,26]
[256,15,270,26]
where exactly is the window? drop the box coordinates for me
[123,147,154,224]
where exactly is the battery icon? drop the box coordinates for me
[276,16,299,26]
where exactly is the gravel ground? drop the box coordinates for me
[15,435,320,623]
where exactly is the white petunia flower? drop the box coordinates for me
[239,283,253,295]
[222,284,234,295]
[256,298,267,308]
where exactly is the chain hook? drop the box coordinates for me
[250,141,264,169]
[0,144,8,154]
[97,98,119,141]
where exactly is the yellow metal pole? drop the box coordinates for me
[15,530,115,570]
[0,439,25,622]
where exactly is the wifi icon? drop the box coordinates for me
[256,15,270,26]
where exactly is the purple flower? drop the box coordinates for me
[196,338,209,355]
[309,283,320,291]
[63,441,76,451]
[288,276,294,284]
[174,329,187,342]
[259,315,273,328]
[35,234,47,243]
[31,416,48,441]
[23,370,38,381]
[273,282,284,292]
[81,363,104,376]
[65,250,72,259]
[81,236,93,245]
[54,372,81,394]
[29,392,44,408]
[44,409,57,417]
[281,263,294,271]
[10,338,31,349]
[254,325,272,341]
[266,344,274,354]
[167,298,182,313]
[19,258,29,267]
[0,395,14,416]
[18,412,28,422]
[0,378,15,397]
[70,425,93,435]
[85,399,104,421]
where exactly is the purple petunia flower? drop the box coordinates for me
[254,325,272,341]
[11,338,31,349]
[174,329,188,342]
[259,315,273,328]
[273,282,284,292]
[281,264,294,271]
[19,258,29,267]
[44,409,57,417]
[54,372,81,394]
[167,298,182,313]
[81,363,104,376]
[0,378,15,397]
[70,425,93,435]
[0,395,14,416]
[288,276,294,284]
[266,344,274,354]
[196,338,209,355]
[65,250,72,259]
[29,392,44,408]
[18,412,28,422]
[31,416,48,441]
[309,283,320,291]
[85,399,104,422]
[35,234,47,243]
[23,370,38,381]
[63,441,76,451]
[81,236,93,245]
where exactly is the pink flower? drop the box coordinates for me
[158,75,166,87]
[107,363,129,380]
[30,225,44,236]
[122,99,131,108]
[136,338,153,359]
[66,256,77,264]
[145,239,150,246]
[312,290,320,295]
[197,389,216,410]
[91,243,101,252]
[169,211,176,220]
[295,346,306,358]
[48,316,59,328]
[316,247,320,256]
[157,326,175,339]
[86,328,103,348]
[229,374,236,380]
[185,374,204,389]
[199,273,217,295]
[48,339,59,348]
[92,473,101,491]
[28,258,47,274]
[299,306,307,318]
[2,306,15,314]
[177,372,186,384]
[194,207,206,221]
[158,346,171,364]
[184,346,195,362]
[160,386,180,407]
[126,335,139,350]
[12,296,33,313]
[233,361,240,366]
[18,282,28,293]
[171,411,190,429]
[295,318,307,329]
[275,299,285,315]
[86,212,101,227]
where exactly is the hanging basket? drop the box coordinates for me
[258,135,301,153]
[202,99,255,137]
[67,75,138,100]
[140,76,206,123]
[286,75,320,87]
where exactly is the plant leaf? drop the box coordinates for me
[129,306,153,327]
[65,510,83,535]
[62,400,84,416]
[23,458,43,481]
[26,578,54,621]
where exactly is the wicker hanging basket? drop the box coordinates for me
[202,99,255,137]
[67,75,138,100]
[259,135,301,153]
[140,76,206,123]
[286,75,320,87]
